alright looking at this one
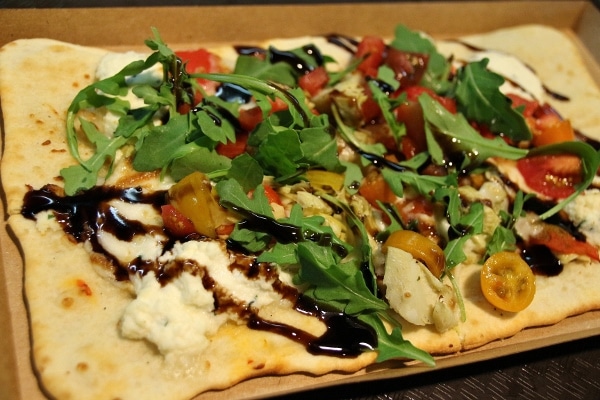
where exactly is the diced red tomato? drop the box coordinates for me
[161,204,197,238]
[215,223,235,236]
[236,96,289,134]
[400,135,420,159]
[360,83,382,123]
[396,196,438,240]
[238,107,264,132]
[506,94,575,147]
[176,48,223,99]
[355,36,386,77]
[395,98,427,154]
[506,94,540,118]
[299,66,329,96]
[249,184,282,205]
[531,114,576,147]
[403,86,456,114]
[528,223,600,261]
[385,49,429,88]
[358,171,397,208]
[215,131,249,159]
[516,154,582,200]
[394,86,457,157]
[268,96,289,113]
[262,184,282,205]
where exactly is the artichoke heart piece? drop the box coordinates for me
[383,246,459,332]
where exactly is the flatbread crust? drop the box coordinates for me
[1,25,600,399]
[0,39,376,400]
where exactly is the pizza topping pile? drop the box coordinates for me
[20,25,600,366]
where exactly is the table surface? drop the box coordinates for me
[2,1,600,399]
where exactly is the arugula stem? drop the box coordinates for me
[194,73,310,127]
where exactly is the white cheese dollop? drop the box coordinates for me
[120,270,224,355]
[167,241,283,309]
[563,189,600,247]
[469,50,544,101]
[96,200,167,264]
[95,51,164,135]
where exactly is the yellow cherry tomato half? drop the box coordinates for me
[383,229,445,278]
[168,171,231,238]
[480,251,536,312]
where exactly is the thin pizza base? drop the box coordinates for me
[1,25,600,400]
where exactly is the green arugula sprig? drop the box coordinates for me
[453,59,531,142]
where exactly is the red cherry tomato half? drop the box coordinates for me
[161,205,197,238]
[516,154,582,200]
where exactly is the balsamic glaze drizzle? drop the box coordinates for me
[21,184,373,357]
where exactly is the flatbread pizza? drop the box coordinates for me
[1,24,600,400]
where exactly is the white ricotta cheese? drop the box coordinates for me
[95,51,164,135]
[96,51,163,86]
[120,271,224,355]
[167,241,283,309]
[563,189,600,247]
[96,200,167,264]
[469,50,545,101]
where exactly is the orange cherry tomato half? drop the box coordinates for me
[480,251,536,313]
[383,229,445,278]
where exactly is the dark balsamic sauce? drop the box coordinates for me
[325,33,359,54]
[226,204,349,258]
[215,82,253,104]
[21,184,374,357]
[249,295,376,357]
[22,184,168,281]
[268,45,323,74]
[521,245,563,276]
[234,45,266,57]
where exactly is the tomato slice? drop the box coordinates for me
[527,223,600,261]
[383,229,445,278]
[161,205,197,238]
[516,154,582,199]
[299,66,329,96]
[355,36,386,77]
[480,251,536,312]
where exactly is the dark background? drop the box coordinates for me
[2,1,600,399]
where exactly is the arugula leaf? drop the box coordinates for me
[295,241,386,315]
[368,80,406,141]
[359,312,435,365]
[382,168,458,199]
[419,93,528,168]
[225,153,264,193]
[234,55,297,87]
[60,121,131,195]
[169,147,232,182]
[454,59,531,141]
[390,24,451,93]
